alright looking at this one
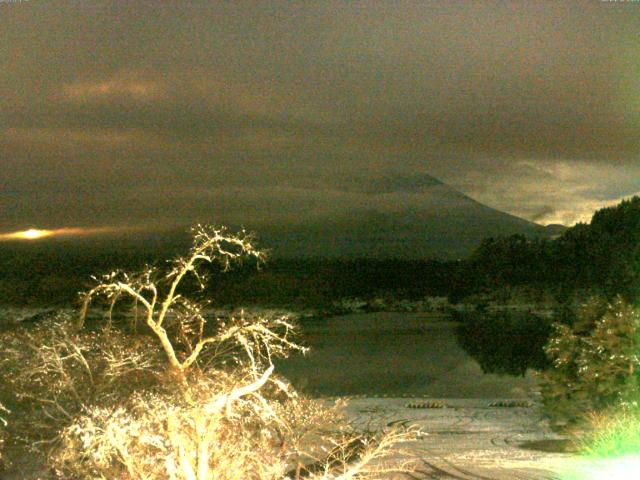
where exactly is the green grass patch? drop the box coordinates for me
[578,409,640,459]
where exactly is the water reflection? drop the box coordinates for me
[276,312,542,397]
[453,311,553,377]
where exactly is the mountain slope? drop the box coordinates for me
[256,174,552,259]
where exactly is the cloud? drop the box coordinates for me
[60,76,165,103]
[526,206,557,224]
[1,1,638,230]
[441,159,640,225]
[2,127,169,152]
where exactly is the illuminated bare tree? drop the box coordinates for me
[79,225,301,384]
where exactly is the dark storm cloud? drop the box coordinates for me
[1,1,639,230]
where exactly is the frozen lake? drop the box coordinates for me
[276,312,539,398]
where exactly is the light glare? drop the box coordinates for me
[0,228,54,240]
[20,229,52,240]
[560,455,640,480]
[0,226,127,241]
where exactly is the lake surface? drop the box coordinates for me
[275,312,539,398]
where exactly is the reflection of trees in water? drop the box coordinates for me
[454,312,553,376]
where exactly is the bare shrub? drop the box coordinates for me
[51,376,288,480]
[51,382,416,480]
[0,312,164,447]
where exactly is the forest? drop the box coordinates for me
[468,196,640,304]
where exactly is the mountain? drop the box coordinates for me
[0,174,555,265]
[255,174,553,260]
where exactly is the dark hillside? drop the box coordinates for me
[468,196,640,302]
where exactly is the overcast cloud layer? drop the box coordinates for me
[1,1,639,232]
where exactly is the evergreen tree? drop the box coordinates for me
[540,297,640,429]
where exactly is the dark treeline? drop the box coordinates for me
[0,233,189,306]
[204,258,465,308]
[0,234,465,307]
[451,198,640,379]
[467,196,640,304]
[2,196,638,308]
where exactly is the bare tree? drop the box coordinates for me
[78,225,302,384]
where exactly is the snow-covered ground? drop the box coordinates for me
[333,397,575,479]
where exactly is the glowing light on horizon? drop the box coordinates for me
[0,228,55,240]
[0,226,129,241]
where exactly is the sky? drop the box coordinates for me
[1,0,639,235]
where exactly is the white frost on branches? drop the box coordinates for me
[78,225,295,380]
